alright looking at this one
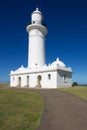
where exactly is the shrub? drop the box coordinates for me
[72,82,78,87]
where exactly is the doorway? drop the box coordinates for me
[27,76,29,87]
[37,75,42,88]
[18,77,21,87]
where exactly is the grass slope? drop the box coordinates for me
[60,86,87,101]
[0,87,44,130]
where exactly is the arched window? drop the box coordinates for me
[37,75,42,88]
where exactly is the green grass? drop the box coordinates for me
[0,87,44,130]
[60,86,87,101]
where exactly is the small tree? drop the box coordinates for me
[72,82,78,87]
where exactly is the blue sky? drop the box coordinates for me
[0,0,87,84]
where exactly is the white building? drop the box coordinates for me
[10,8,72,88]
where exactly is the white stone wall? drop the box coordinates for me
[10,67,72,88]
[29,74,37,87]
[10,71,58,88]
[41,71,57,88]
[10,65,72,88]
[57,70,72,88]
[29,31,45,68]
[21,72,57,88]
[10,76,18,87]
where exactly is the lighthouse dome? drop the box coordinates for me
[51,58,66,67]
[31,8,43,24]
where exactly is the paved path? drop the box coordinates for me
[33,89,87,130]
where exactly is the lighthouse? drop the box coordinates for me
[10,7,72,88]
[27,8,48,68]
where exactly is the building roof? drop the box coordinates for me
[51,58,66,67]
[32,7,42,15]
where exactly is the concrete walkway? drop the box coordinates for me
[34,89,87,130]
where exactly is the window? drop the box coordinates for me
[63,75,67,83]
[33,21,35,24]
[48,74,51,80]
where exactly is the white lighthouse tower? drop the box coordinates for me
[10,7,72,88]
[27,8,48,68]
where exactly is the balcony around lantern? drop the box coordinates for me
[26,22,48,35]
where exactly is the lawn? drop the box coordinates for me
[0,86,44,130]
[60,86,87,101]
